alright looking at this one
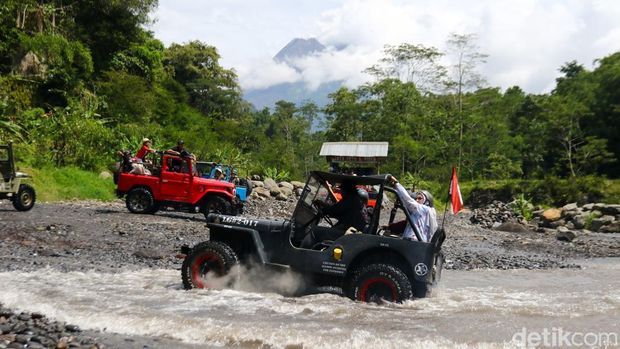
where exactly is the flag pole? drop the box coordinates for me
[441,167,453,231]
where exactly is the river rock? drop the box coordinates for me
[562,202,578,211]
[542,208,562,222]
[290,181,305,189]
[572,214,587,229]
[263,178,278,190]
[269,187,282,197]
[600,204,620,216]
[590,216,615,232]
[548,219,566,228]
[254,187,270,198]
[556,229,576,242]
[279,187,293,197]
[251,180,264,188]
[278,182,294,190]
[600,221,620,233]
[582,203,595,210]
[275,193,288,201]
[493,222,531,233]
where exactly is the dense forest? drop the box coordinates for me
[1,0,618,186]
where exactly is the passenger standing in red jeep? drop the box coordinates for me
[135,138,156,161]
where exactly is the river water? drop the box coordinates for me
[0,259,618,348]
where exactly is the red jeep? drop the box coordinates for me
[115,154,241,218]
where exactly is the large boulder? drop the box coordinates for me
[590,215,615,232]
[600,221,620,233]
[542,208,562,222]
[264,178,278,190]
[278,181,294,190]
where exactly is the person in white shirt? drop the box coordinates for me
[386,175,438,242]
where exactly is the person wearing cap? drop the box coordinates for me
[166,139,191,157]
[135,138,156,161]
[386,175,438,242]
[214,167,226,180]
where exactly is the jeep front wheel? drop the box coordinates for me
[348,264,413,303]
[126,187,154,214]
[12,184,36,211]
[202,196,232,218]
[181,241,238,290]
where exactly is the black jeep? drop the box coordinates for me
[181,171,445,303]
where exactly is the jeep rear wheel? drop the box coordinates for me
[126,187,154,214]
[12,184,36,211]
[202,196,232,218]
[348,264,413,303]
[181,241,238,290]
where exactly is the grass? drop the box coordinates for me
[16,164,117,202]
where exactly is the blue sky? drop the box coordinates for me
[150,0,620,93]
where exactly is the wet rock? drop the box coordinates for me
[542,208,562,222]
[600,204,620,215]
[64,325,79,333]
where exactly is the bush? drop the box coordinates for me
[464,176,606,207]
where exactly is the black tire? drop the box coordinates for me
[149,201,160,214]
[12,184,36,211]
[126,187,154,214]
[347,263,413,303]
[181,241,238,290]
[202,195,233,219]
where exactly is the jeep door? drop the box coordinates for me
[160,156,192,201]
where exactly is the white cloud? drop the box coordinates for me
[152,0,620,94]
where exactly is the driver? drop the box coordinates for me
[301,180,369,249]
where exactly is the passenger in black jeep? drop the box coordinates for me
[301,180,369,249]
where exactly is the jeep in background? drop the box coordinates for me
[116,153,241,218]
[181,171,445,303]
[195,161,253,202]
[0,143,36,211]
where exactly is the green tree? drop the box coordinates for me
[163,41,242,119]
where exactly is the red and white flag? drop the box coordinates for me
[450,166,463,214]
